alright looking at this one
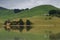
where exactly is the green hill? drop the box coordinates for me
[15,5,58,18]
[0,5,59,24]
[0,5,58,20]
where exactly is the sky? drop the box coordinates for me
[0,0,60,9]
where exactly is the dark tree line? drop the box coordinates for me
[14,8,29,13]
[4,19,32,32]
[45,10,60,20]
[14,9,21,13]
[49,10,60,17]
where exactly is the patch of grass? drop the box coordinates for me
[0,29,49,40]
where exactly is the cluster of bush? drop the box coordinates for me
[4,19,32,32]
[49,10,60,17]
[49,32,60,40]
[14,8,29,13]
[45,10,60,20]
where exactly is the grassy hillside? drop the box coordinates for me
[15,5,58,18]
[0,5,58,21]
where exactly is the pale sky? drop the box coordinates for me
[0,0,60,9]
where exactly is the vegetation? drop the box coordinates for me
[4,19,32,32]
[26,20,32,31]
[49,10,60,17]
[49,32,60,40]
[18,19,24,32]
[14,9,22,13]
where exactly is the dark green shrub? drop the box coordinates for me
[18,19,24,32]
[10,21,18,30]
[4,19,11,31]
[26,20,32,31]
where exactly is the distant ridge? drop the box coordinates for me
[32,5,57,8]
[0,7,7,10]
[31,5,58,10]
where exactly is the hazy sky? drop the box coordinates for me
[0,0,60,9]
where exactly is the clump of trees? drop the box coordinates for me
[10,21,18,30]
[45,10,60,20]
[14,9,21,13]
[18,19,24,32]
[26,20,32,31]
[49,10,60,17]
[14,8,29,13]
[4,19,32,32]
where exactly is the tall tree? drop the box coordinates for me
[26,20,32,31]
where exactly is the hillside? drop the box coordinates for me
[15,5,58,18]
[0,5,59,24]
[0,5,59,22]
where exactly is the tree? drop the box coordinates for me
[49,10,57,16]
[26,20,32,31]
[10,21,18,30]
[4,19,11,31]
[14,9,21,13]
[49,10,60,17]
[55,10,60,17]
[18,19,24,32]
[25,8,29,10]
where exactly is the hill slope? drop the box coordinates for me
[0,5,59,22]
[16,5,58,18]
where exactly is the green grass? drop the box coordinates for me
[0,16,60,40]
[0,29,49,40]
